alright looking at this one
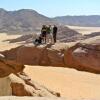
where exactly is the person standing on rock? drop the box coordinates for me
[46,25,53,43]
[41,25,47,44]
[53,25,58,43]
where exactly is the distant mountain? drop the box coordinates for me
[0,8,83,43]
[53,15,100,27]
[0,8,55,34]
[0,8,100,35]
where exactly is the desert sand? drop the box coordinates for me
[0,32,100,99]
[0,33,21,51]
[67,25,100,35]
[24,66,100,99]
[0,97,66,100]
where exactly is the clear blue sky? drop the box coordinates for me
[0,0,100,17]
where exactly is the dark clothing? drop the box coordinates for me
[41,26,47,43]
[53,34,57,43]
[53,27,57,34]
[34,36,42,45]
[42,31,46,37]
[53,26,58,43]
[41,27,47,36]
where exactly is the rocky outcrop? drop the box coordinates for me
[1,36,100,73]
[0,54,24,78]
[57,26,82,42]
[64,36,100,73]
[0,54,60,97]
[1,43,67,67]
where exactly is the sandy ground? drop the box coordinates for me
[24,66,100,99]
[0,33,21,51]
[67,25,100,35]
[0,33,100,99]
[0,97,66,100]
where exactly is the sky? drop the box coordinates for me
[0,0,100,17]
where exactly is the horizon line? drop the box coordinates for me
[1,8,100,18]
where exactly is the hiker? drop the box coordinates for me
[46,25,53,43]
[41,25,47,43]
[34,34,43,45]
[52,25,58,43]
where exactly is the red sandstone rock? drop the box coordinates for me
[0,53,60,97]
[1,36,100,73]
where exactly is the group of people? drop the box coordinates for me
[34,25,58,45]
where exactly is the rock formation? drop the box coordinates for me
[57,26,82,42]
[1,43,67,67]
[0,54,24,77]
[64,36,100,73]
[0,54,60,97]
[1,36,100,74]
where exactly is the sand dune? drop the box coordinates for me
[67,25,100,35]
